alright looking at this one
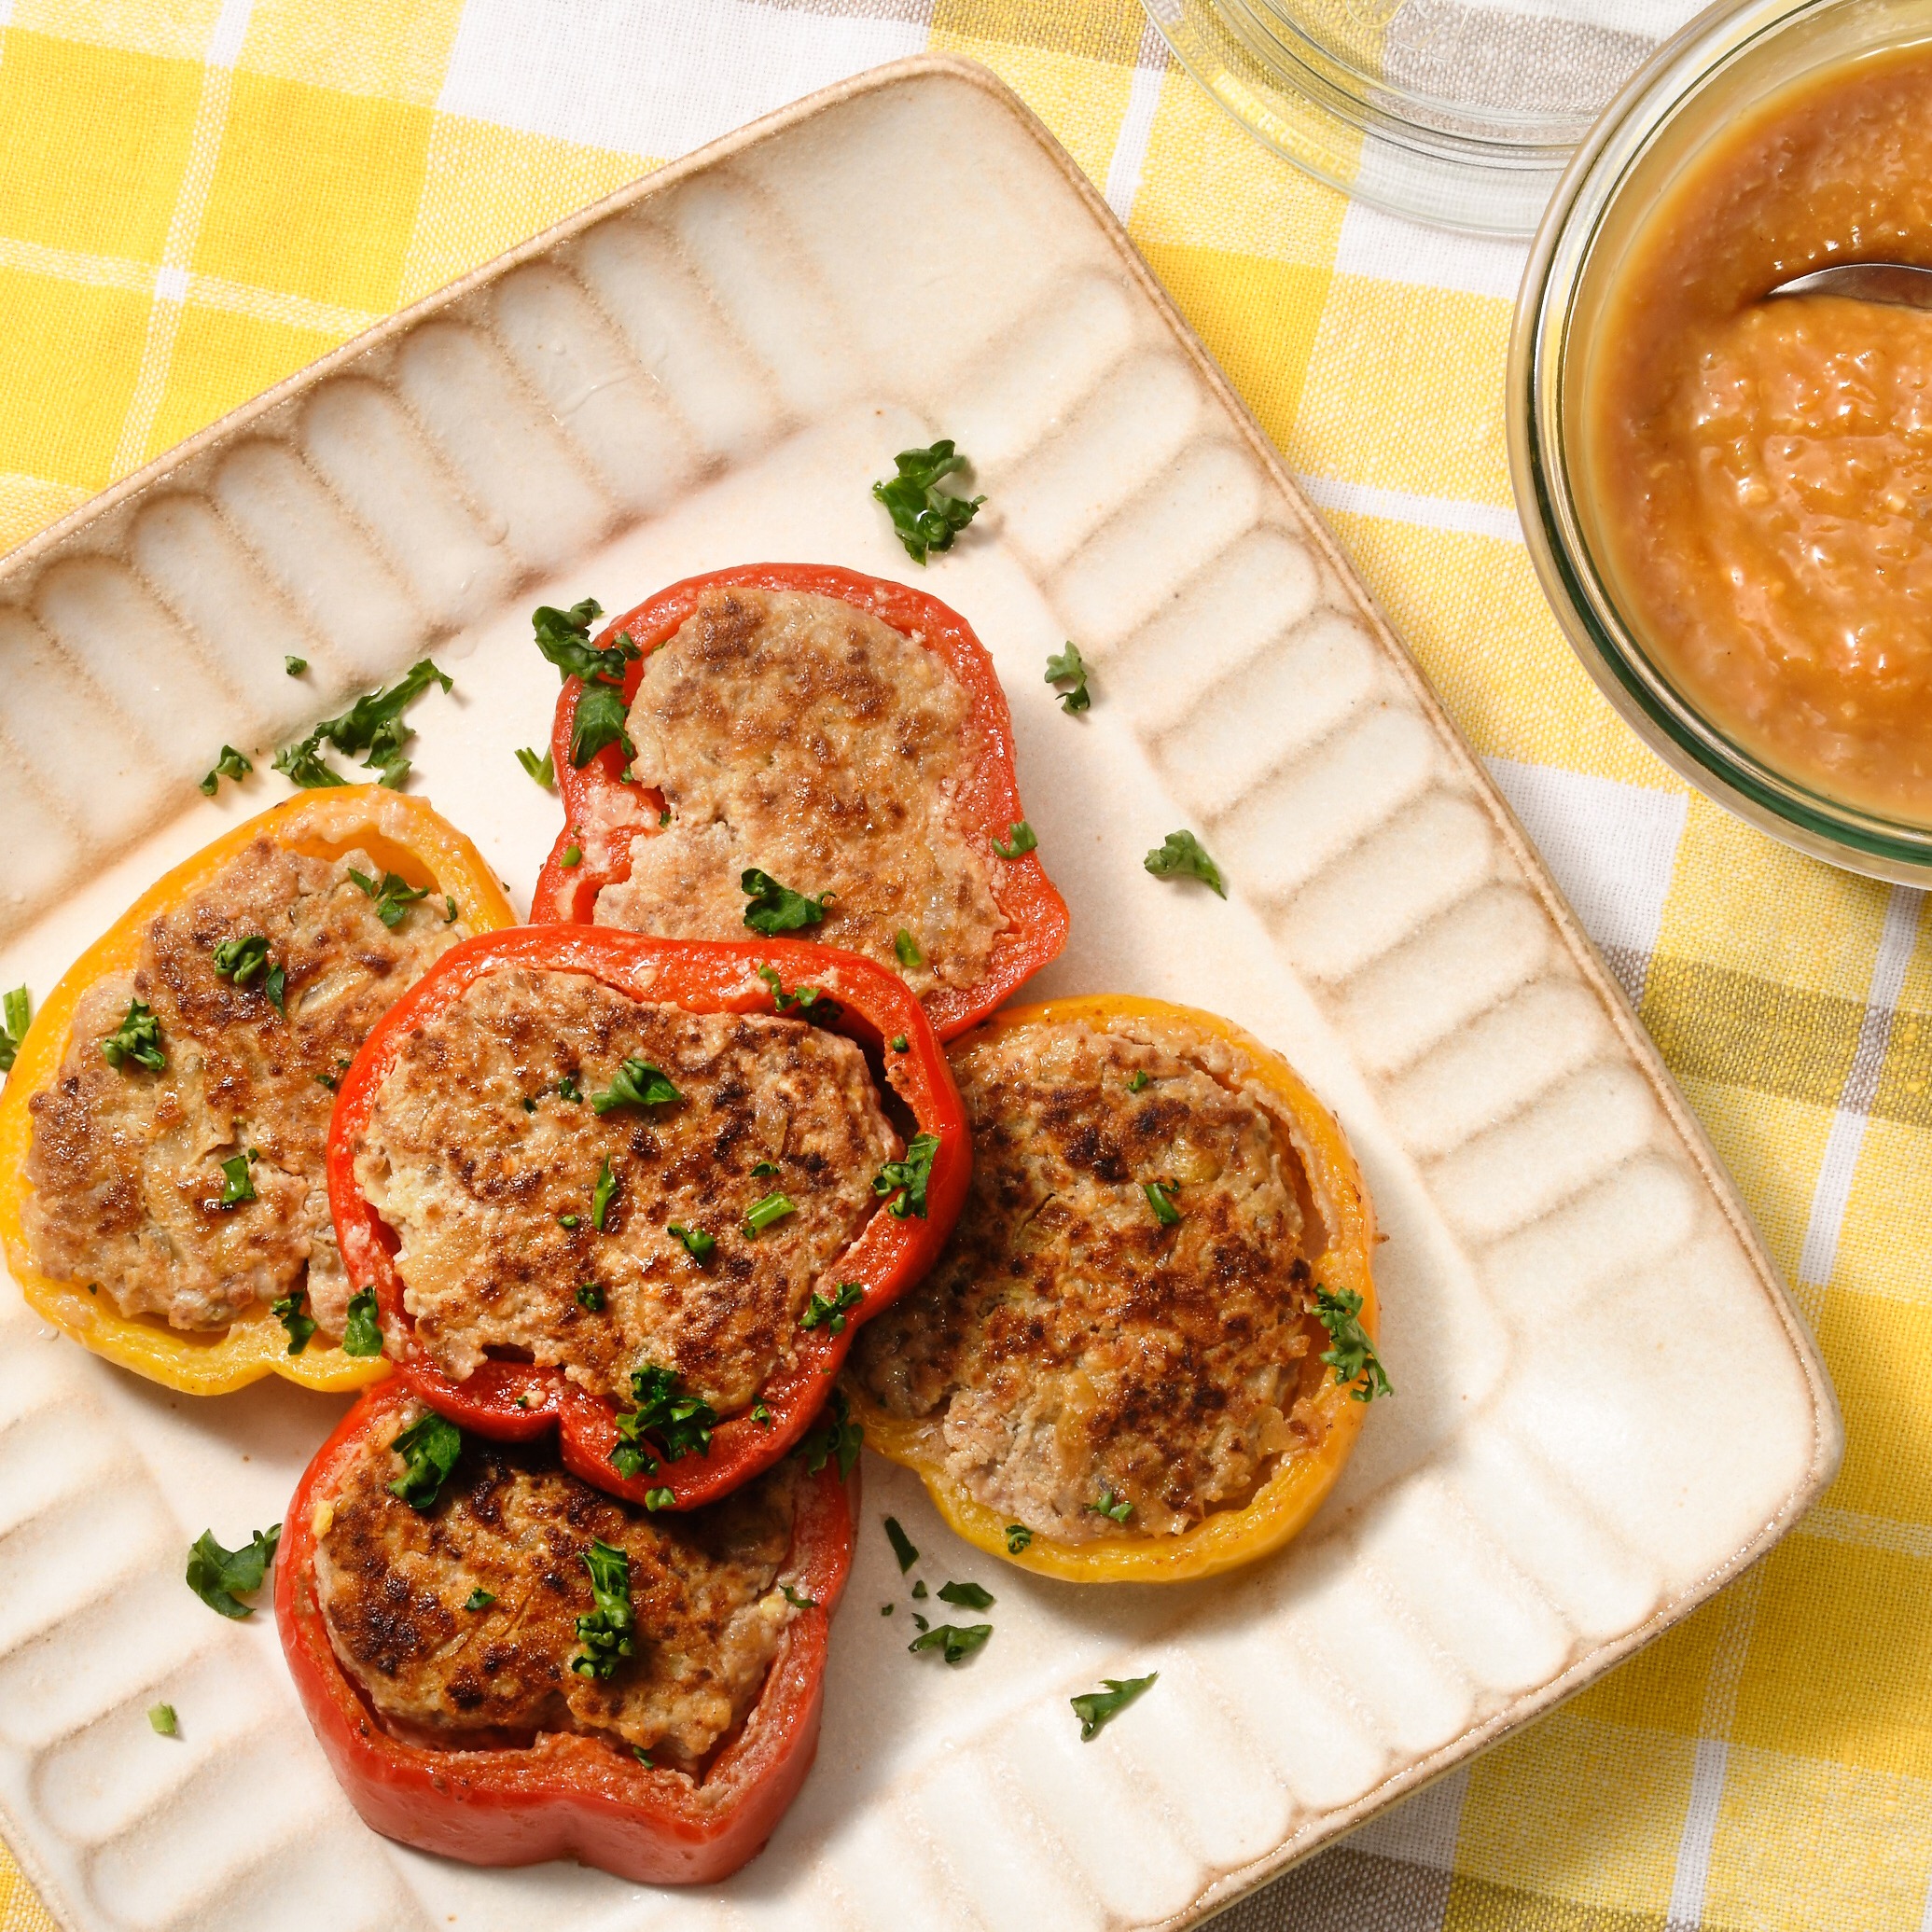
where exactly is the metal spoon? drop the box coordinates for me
[1767,262,1932,309]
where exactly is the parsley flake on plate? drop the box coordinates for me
[285,656,306,676]
[741,868,830,936]
[883,1516,919,1573]
[591,1056,679,1113]
[271,1288,316,1355]
[0,984,34,1074]
[341,1289,384,1357]
[533,600,642,769]
[388,1411,463,1509]
[516,745,555,788]
[911,1578,928,1600]
[1071,1672,1158,1741]
[909,1622,993,1665]
[1144,827,1226,897]
[186,1522,279,1618]
[800,1281,864,1334]
[276,659,452,789]
[799,1390,863,1480]
[873,1133,939,1218]
[101,998,165,1072]
[992,819,1037,860]
[572,1539,634,1679]
[872,439,985,563]
[200,744,253,796]
[1045,642,1091,714]
[938,1579,995,1610]
[1314,1284,1393,1401]
[148,1703,178,1736]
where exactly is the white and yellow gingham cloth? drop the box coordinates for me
[1,4,1927,1927]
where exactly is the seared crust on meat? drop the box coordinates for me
[849,1014,1336,1542]
[595,587,1006,998]
[354,966,899,1411]
[22,839,459,1334]
[314,1403,797,1765]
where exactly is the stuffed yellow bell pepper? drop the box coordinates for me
[844,994,1384,1583]
[0,788,514,1395]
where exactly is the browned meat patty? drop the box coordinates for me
[313,1402,799,1766]
[353,966,899,1412]
[23,838,461,1334]
[591,586,1006,998]
[848,1013,1336,1541]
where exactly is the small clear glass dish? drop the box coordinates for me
[1509,0,1932,884]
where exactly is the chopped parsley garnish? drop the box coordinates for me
[894,928,923,969]
[185,1522,279,1619]
[799,1390,863,1480]
[464,1588,495,1611]
[388,1411,463,1508]
[613,1363,717,1476]
[199,744,253,796]
[883,1517,919,1572]
[756,964,836,1017]
[1314,1285,1393,1401]
[591,1156,619,1231]
[271,1288,315,1354]
[560,843,582,867]
[558,1073,582,1103]
[217,1151,256,1206]
[890,1035,908,1053]
[1089,1485,1133,1523]
[1045,642,1091,714]
[341,1289,384,1357]
[873,1133,938,1218]
[751,1160,779,1177]
[911,1579,928,1600]
[992,820,1037,859]
[576,1283,605,1312]
[909,1622,993,1665]
[744,1189,796,1237]
[644,1486,674,1510]
[1072,1673,1158,1740]
[516,745,555,788]
[1128,1070,1149,1091]
[912,1612,929,1633]
[881,1603,895,1617]
[741,868,830,936]
[752,1401,771,1425]
[667,1222,716,1263]
[591,1057,679,1113]
[101,998,165,1071]
[148,1703,178,1735]
[1005,1523,1033,1554]
[1145,828,1226,897]
[800,1280,864,1334]
[276,659,452,788]
[533,600,641,769]
[938,1579,994,1610]
[1144,1180,1181,1226]
[285,656,306,676]
[0,984,34,1073]
[348,869,430,929]
[872,439,984,563]
[633,1746,654,1767]
[213,933,270,985]
[571,1538,634,1679]
[781,1583,817,1609]
[559,1213,581,1230]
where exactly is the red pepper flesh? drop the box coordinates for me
[277,1380,856,1884]
[529,563,1069,1040]
[327,924,967,1508]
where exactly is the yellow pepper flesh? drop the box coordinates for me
[845,994,1381,1584]
[0,788,515,1396]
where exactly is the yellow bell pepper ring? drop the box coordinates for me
[844,994,1382,1585]
[0,788,516,1397]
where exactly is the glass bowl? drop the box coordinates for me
[1509,0,1932,885]
[1140,0,1717,234]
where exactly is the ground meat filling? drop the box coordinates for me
[314,1404,798,1767]
[353,966,900,1413]
[849,1017,1336,1543]
[592,587,1007,1000]
[22,840,460,1335]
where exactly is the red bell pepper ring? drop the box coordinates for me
[327,924,966,1509]
[276,1379,856,1885]
[529,563,1070,1041]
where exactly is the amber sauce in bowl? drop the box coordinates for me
[1580,46,1932,825]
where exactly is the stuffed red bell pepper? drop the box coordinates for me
[527,563,1068,1040]
[328,924,966,1508]
[277,1379,857,1884]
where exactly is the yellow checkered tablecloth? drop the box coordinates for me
[0,4,1925,1928]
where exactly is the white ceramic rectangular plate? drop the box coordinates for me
[0,55,1839,1932]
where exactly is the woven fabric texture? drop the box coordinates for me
[0,3,1923,1929]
